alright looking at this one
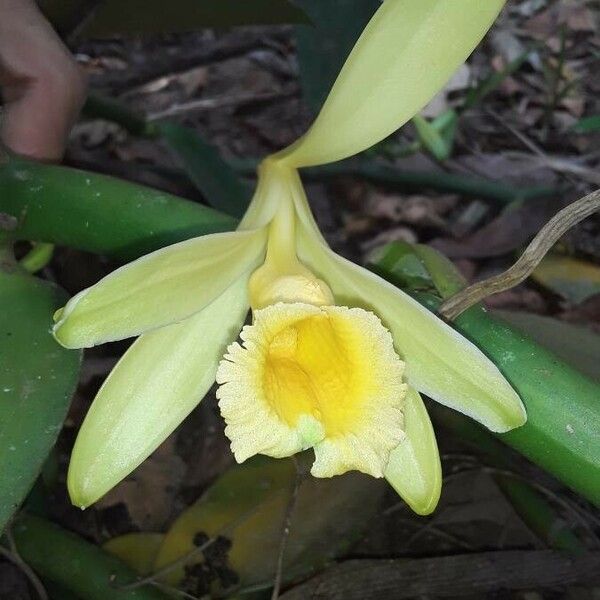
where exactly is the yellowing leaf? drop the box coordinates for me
[104,533,164,575]
[532,254,600,304]
[153,455,385,589]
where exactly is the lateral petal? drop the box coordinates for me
[295,216,525,433]
[385,388,441,515]
[54,228,265,348]
[67,275,250,508]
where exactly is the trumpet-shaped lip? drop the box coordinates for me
[216,301,407,478]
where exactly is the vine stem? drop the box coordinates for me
[1,529,48,600]
[438,189,600,321]
[271,457,303,600]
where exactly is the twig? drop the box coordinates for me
[147,87,298,121]
[401,517,475,552]
[271,457,303,600]
[439,189,600,320]
[447,468,600,549]
[0,530,48,600]
[92,29,294,94]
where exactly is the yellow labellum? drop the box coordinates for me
[216,302,407,478]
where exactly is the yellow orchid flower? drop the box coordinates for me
[53,0,523,515]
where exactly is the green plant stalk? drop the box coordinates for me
[418,293,600,505]
[370,242,600,506]
[232,158,558,204]
[0,155,236,261]
[428,403,586,553]
[83,95,156,138]
[11,515,171,600]
[20,242,55,273]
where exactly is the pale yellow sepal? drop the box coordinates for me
[67,275,250,508]
[288,175,526,433]
[216,302,407,478]
[277,0,505,167]
[385,388,441,515]
[54,228,266,348]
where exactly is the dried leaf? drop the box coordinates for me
[95,436,186,530]
[532,253,600,304]
[153,455,385,591]
[431,197,563,259]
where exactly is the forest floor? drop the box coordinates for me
[2,0,600,598]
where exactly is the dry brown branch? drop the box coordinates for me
[280,551,600,600]
[439,189,600,321]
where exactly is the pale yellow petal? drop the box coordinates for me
[385,388,441,515]
[54,228,265,348]
[68,275,250,508]
[279,0,505,167]
[291,180,525,433]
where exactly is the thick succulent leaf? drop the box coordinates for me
[385,388,441,515]
[54,229,265,348]
[0,269,81,534]
[295,216,525,433]
[67,276,250,508]
[280,0,505,167]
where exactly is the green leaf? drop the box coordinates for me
[12,515,171,600]
[572,115,600,134]
[154,455,385,589]
[463,49,531,110]
[294,0,380,112]
[0,154,237,261]
[412,114,453,161]
[368,242,436,292]
[42,0,310,37]
[157,122,251,218]
[428,402,586,553]
[0,264,81,534]
[532,253,600,304]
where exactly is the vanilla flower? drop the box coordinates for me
[53,0,520,514]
